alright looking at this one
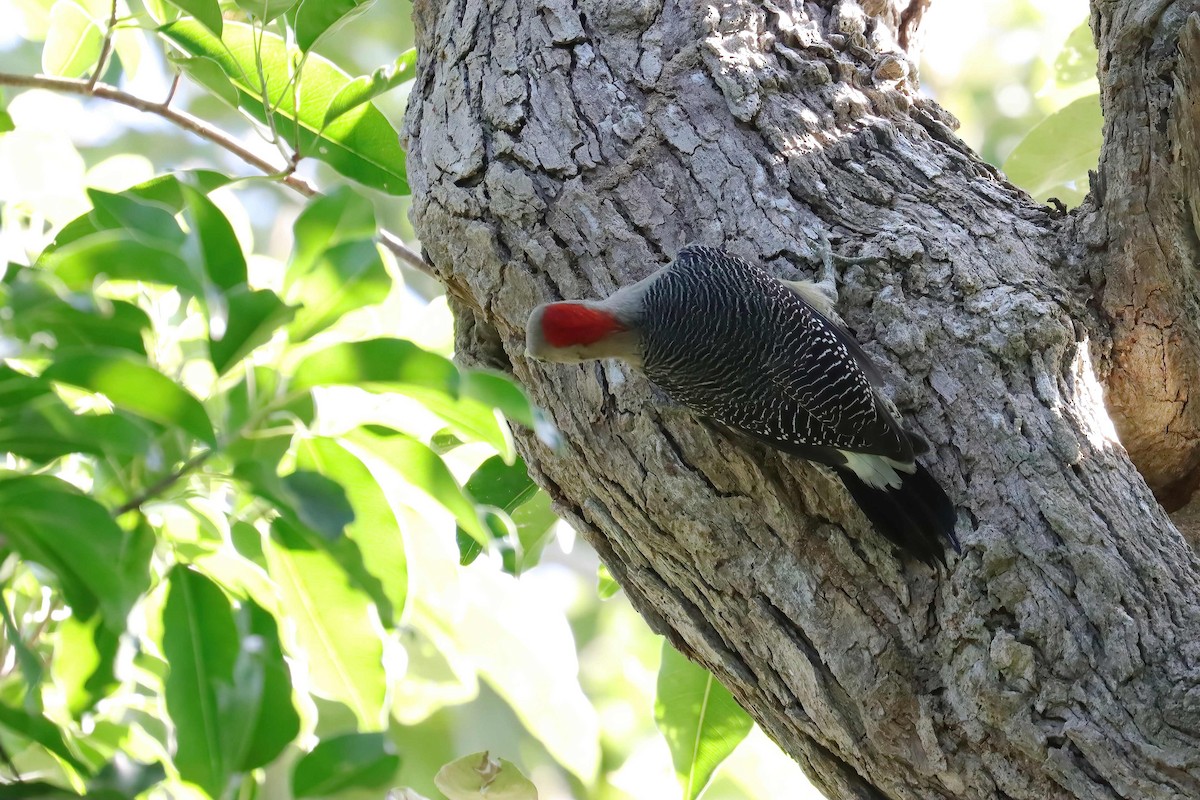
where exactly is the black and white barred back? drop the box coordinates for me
[636,246,911,466]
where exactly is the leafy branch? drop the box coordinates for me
[0,69,433,279]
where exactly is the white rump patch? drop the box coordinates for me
[840,451,911,490]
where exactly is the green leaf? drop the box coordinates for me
[51,614,120,716]
[181,184,247,291]
[163,0,222,35]
[233,0,298,23]
[349,427,490,549]
[162,566,237,797]
[170,54,241,108]
[295,438,407,625]
[285,239,389,341]
[462,371,536,429]
[323,49,418,128]
[0,475,153,631]
[42,0,104,78]
[234,600,301,769]
[292,732,400,797]
[236,462,355,541]
[1055,20,1099,88]
[266,519,387,728]
[1,269,150,355]
[0,110,13,134]
[1002,93,1101,208]
[290,0,373,52]
[0,591,44,692]
[43,230,201,296]
[0,701,90,775]
[457,456,556,572]
[597,564,620,600]
[0,392,152,463]
[42,350,216,445]
[209,286,294,374]
[655,642,753,800]
[86,188,186,248]
[289,187,377,276]
[292,338,460,396]
[160,20,409,195]
[435,752,538,800]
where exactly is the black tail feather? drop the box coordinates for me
[835,463,959,567]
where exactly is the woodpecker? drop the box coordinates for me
[525,245,960,566]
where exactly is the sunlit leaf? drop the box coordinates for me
[42,1,104,78]
[86,188,185,248]
[348,427,490,549]
[0,701,89,775]
[435,752,538,800]
[289,187,377,277]
[655,642,753,800]
[160,20,409,195]
[0,109,13,134]
[266,519,387,728]
[162,566,238,797]
[0,394,151,463]
[44,230,202,296]
[286,239,389,341]
[1055,20,1099,88]
[0,475,152,631]
[233,0,298,23]
[236,463,354,541]
[461,371,536,429]
[292,732,400,797]
[457,456,556,573]
[51,614,120,716]
[323,49,418,128]
[290,0,373,52]
[292,338,460,397]
[597,564,621,600]
[1002,93,1101,208]
[170,54,240,108]
[180,184,247,291]
[42,350,216,445]
[0,591,44,692]
[1,268,150,355]
[163,0,222,35]
[233,601,301,769]
[296,438,407,625]
[209,286,294,374]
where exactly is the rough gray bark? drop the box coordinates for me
[403,1,1200,798]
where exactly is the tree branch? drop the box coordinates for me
[1073,2,1200,508]
[0,71,435,279]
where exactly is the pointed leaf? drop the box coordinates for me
[209,287,294,374]
[42,1,104,78]
[323,49,418,128]
[1002,94,1101,208]
[162,566,237,797]
[296,438,407,625]
[290,0,373,52]
[43,230,202,295]
[42,350,216,445]
[163,0,222,35]
[289,187,378,277]
[234,601,301,769]
[180,184,247,291]
[266,519,387,728]
[285,239,389,341]
[233,0,298,23]
[655,642,753,800]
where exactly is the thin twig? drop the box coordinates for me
[87,0,120,91]
[0,71,435,278]
[112,449,213,517]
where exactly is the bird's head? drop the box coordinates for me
[526,300,643,365]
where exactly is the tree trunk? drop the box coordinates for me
[402,0,1200,797]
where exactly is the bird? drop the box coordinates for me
[525,244,959,566]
